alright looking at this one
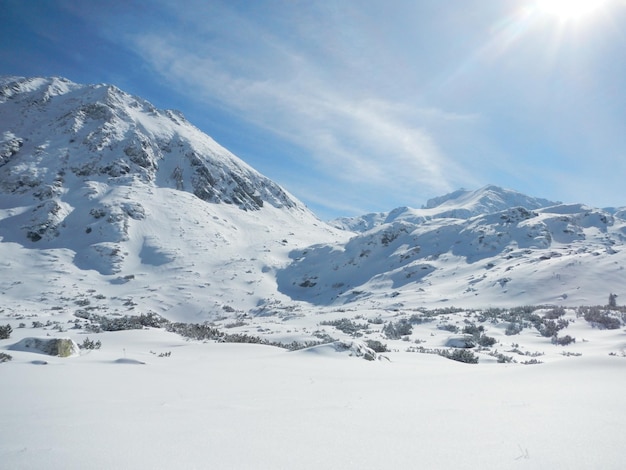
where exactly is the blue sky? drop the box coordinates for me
[2,0,626,219]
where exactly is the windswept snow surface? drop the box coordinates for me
[2,324,626,469]
[2,76,626,469]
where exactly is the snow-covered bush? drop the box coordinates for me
[439,348,479,364]
[477,334,497,347]
[539,319,569,337]
[544,306,566,319]
[0,352,12,363]
[222,333,267,345]
[79,337,102,350]
[320,318,369,337]
[166,322,223,341]
[78,311,168,332]
[382,319,412,339]
[505,322,524,335]
[438,323,459,333]
[462,324,484,336]
[579,306,621,330]
[365,339,388,353]
[0,324,12,339]
[552,335,575,346]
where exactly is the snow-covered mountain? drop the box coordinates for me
[1,75,625,322]
[282,186,626,308]
[0,76,345,321]
[330,185,560,231]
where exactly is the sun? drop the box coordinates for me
[535,0,608,20]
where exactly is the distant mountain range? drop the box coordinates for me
[1,76,624,321]
[330,185,561,232]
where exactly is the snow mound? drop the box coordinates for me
[297,340,381,361]
[113,358,146,365]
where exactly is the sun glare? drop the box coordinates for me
[536,0,608,20]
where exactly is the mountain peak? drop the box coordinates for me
[422,184,559,217]
[0,75,301,213]
[331,185,560,232]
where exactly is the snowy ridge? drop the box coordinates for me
[0,76,300,212]
[288,202,626,308]
[331,184,560,231]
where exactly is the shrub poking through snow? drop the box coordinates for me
[79,337,102,350]
[579,306,622,330]
[0,324,12,339]
[365,339,388,353]
[0,352,12,363]
[382,319,412,339]
[552,335,575,346]
[505,322,524,336]
[78,311,169,332]
[320,318,369,337]
[477,334,497,347]
[544,306,566,319]
[539,319,569,337]
[439,348,479,364]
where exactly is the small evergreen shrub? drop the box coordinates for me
[320,318,369,337]
[0,352,12,363]
[462,324,484,336]
[505,322,523,336]
[521,358,543,365]
[439,348,479,364]
[167,322,223,341]
[552,335,575,346]
[78,311,169,332]
[79,337,102,350]
[383,319,413,339]
[579,307,621,329]
[544,306,566,319]
[477,334,497,347]
[538,317,569,337]
[365,339,389,353]
[0,324,12,339]
[438,323,459,333]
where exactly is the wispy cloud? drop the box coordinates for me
[122,1,482,210]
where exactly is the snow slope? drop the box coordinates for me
[298,188,626,308]
[0,76,347,321]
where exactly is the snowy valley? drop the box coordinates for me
[2,76,626,469]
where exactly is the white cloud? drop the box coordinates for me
[130,22,477,202]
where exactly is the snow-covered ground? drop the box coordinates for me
[2,305,626,469]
